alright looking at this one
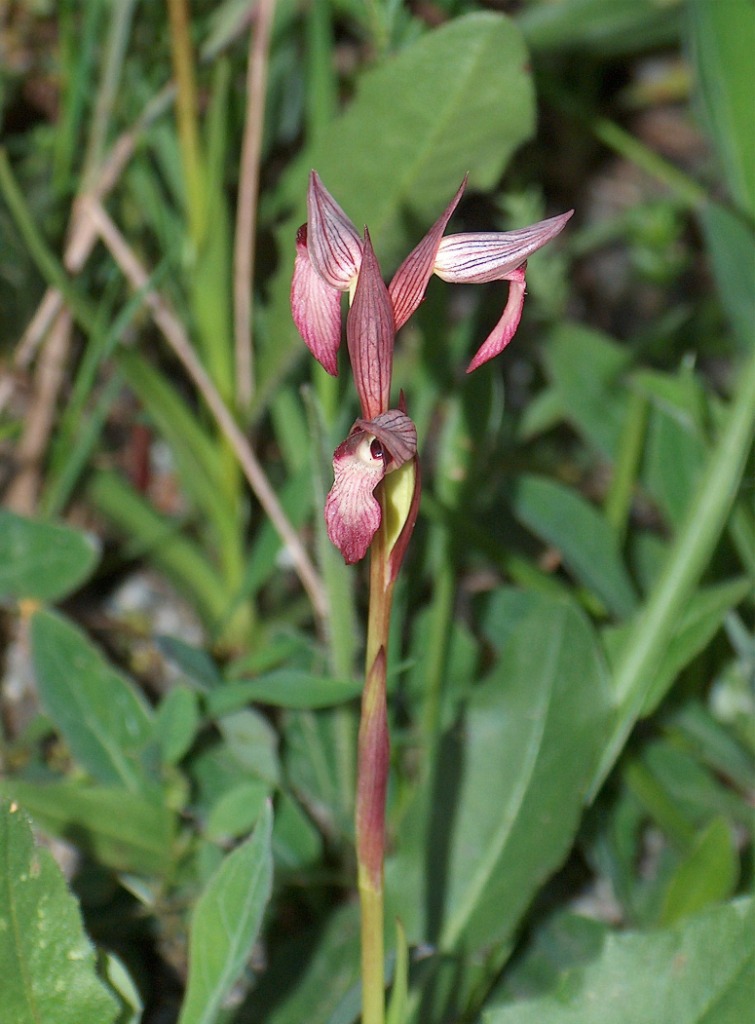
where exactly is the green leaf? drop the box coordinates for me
[30,610,154,792]
[205,671,362,714]
[386,594,611,953]
[204,780,269,842]
[0,801,119,1024]
[1,780,175,877]
[603,577,752,715]
[155,685,201,766]
[484,898,754,1024]
[0,511,99,602]
[519,0,680,55]
[512,476,638,618]
[686,0,755,218]
[261,12,536,407]
[178,802,273,1024]
[660,817,739,926]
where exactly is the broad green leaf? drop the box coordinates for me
[179,802,273,1024]
[0,801,119,1024]
[484,898,754,1024]
[0,510,99,602]
[512,475,638,618]
[217,709,280,786]
[205,671,362,714]
[0,780,175,877]
[204,780,269,842]
[386,595,611,953]
[660,817,739,926]
[155,685,201,765]
[30,609,154,792]
[260,12,536,406]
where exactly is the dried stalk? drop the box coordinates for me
[82,197,330,630]
[233,0,277,410]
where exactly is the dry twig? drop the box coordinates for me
[82,196,330,630]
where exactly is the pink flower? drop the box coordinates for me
[291,172,572,562]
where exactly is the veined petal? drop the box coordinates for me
[466,266,526,373]
[347,228,395,420]
[307,171,363,290]
[291,225,343,375]
[435,210,573,283]
[388,176,467,330]
[325,430,387,564]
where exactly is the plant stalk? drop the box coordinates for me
[357,490,395,1024]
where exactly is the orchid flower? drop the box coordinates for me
[291,171,572,565]
[291,172,573,1024]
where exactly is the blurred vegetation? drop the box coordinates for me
[0,1,753,1023]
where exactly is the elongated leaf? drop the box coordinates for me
[0,802,119,1024]
[31,609,154,791]
[179,802,273,1024]
[686,0,755,218]
[206,671,362,714]
[484,898,754,1024]
[1,780,175,876]
[602,577,751,715]
[512,475,638,618]
[519,0,680,55]
[660,817,739,926]
[0,511,99,602]
[261,12,536,407]
[386,594,611,954]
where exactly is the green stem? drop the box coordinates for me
[357,494,395,1024]
[590,343,755,798]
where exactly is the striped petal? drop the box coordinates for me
[434,210,573,283]
[291,225,343,375]
[466,266,526,373]
[388,176,467,330]
[347,229,395,420]
[307,171,363,291]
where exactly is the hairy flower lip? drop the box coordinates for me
[324,410,418,564]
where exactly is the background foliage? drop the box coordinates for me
[1,1,753,1022]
